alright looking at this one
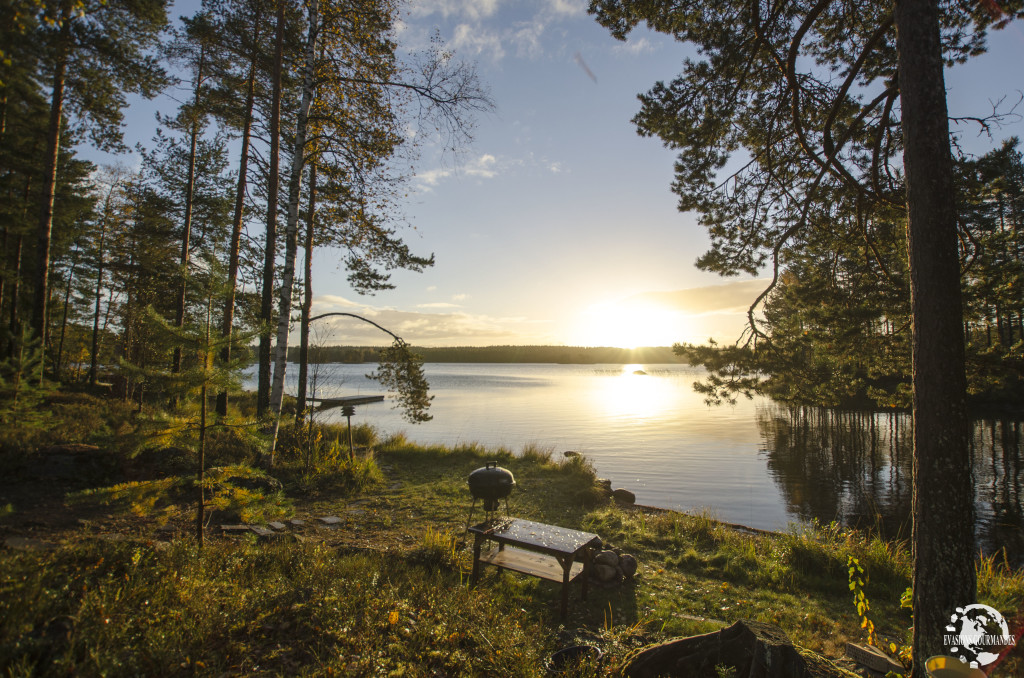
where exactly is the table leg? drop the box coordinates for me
[581,547,592,601]
[556,555,572,618]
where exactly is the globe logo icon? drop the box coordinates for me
[944,604,1012,668]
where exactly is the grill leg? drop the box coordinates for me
[471,532,482,585]
[464,498,478,534]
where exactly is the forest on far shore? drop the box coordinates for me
[286,345,685,364]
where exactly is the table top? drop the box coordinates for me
[468,518,600,556]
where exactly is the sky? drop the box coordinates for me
[103,0,1024,348]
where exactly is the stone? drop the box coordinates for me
[250,526,275,538]
[564,451,580,458]
[596,478,612,490]
[593,563,619,582]
[621,619,850,678]
[612,488,636,504]
[317,516,342,525]
[3,536,55,551]
[288,519,307,527]
[221,524,251,534]
[268,522,287,531]
[594,550,620,567]
[620,554,639,577]
[845,643,903,674]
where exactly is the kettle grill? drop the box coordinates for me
[466,461,515,528]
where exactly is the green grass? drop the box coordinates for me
[2,393,1023,676]
[0,539,551,676]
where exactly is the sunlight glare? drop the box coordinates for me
[588,365,677,420]
[572,298,686,348]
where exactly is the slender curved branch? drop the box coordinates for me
[871,86,899,200]
[744,164,830,347]
[784,0,832,176]
[822,13,894,164]
[308,311,403,342]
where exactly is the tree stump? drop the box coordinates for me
[620,619,851,678]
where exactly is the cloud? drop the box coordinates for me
[549,0,585,16]
[313,294,363,309]
[298,296,552,346]
[409,1,586,64]
[417,302,463,309]
[612,36,657,55]
[450,23,506,60]
[415,153,501,189]
[409,0,501,21]
[416,167,454,187]
[627,279,770,315]
[466,154,497,178]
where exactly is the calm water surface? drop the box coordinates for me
[277,362,1024,559]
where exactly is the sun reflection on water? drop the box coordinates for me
[588,364,679,420]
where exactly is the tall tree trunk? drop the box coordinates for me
[268,0,318,463]
[197,292,212,548]
[216,15,262,417]
[31,3,72,375]
[0,225,7,354]
[895,2,975,675]
[296,159,316,426]
[8,177,30,358]
[173,49,206,381]
[55,245,79,381]
[88,207,110,386]
[257,1,287,418]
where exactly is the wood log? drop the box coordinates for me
[621,619,852,678]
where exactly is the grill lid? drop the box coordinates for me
[468,461,515,510]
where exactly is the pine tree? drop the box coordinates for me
[29,0,169,371]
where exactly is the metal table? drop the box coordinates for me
[468,518,601,618]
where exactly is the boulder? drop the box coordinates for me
[620,554,639,577]
[621,619,852,678]
[593,563,619,582]
[594,550,620,567]
[596,478,613,490]
[612,488,636,504]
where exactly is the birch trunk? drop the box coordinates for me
[296,159,316,426]
[267,0,319,463]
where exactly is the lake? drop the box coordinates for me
[272,361,1024,560]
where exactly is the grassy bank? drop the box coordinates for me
[1,392,1022,676]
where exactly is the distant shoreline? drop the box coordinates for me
[286,345,688,365]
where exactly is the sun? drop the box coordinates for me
[571,298,685,348]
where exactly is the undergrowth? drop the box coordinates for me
[0,539,550,677]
